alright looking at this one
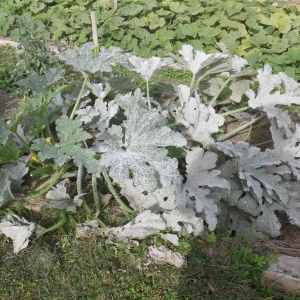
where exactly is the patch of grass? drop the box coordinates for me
[0,44,17,92]
[0,227,298,300]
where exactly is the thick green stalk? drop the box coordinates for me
[44,114,55,142]
[189,73,196,90]
[37,211,68,237]
[77,164,92,215]
[209,77,231,107]
[146,80,151,110]
[70,76,89,120]
[92,175,100,210]
[221,106,250,116]
[217,114,266,142]
[99,166,134,215]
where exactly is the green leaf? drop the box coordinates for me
[148,12,166,30]
[0,140,21,165]
[178,23,198,37]
[270,12,292,33]
[16,68,65,93]
[118,4,143,16]
[94,105,187,192]
[287,47,300,63]
[0,119,10,145]
[223,1,243,17]
[32,115,100,175]
[169,2,189,14]
[127,17,146,29]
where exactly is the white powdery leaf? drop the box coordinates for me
[230,55,248,74]
[162,207,204,236]
[271,120,300,180]
[90,82,111,99]
[116,88,145,109]
[146,245,186,268]
[263,106,292,138]
[252,203,282,237]
[96,105,186,192]
[46,179,83,212]
[122,54,173,81]
[120,179,176,212]
[175,88,224,146]
[285,198,300,227]
[217,141,288,203]
[76,98,118,132]
[247,64,300,108]
[3,155,30,191]
[185,148,230,189]
[116,210,167,240]
[0,169,15,207]
[0,214,36,253]
[58,43,125,76]
[178,44,227,76]
[183,148,230,230]
[184,187,219,231]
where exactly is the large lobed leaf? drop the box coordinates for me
[93,105,186,192]
[32,115,100,175]
[57,43,125,76]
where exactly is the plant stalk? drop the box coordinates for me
[221,106,250,116]
[217,114,266,142]
[146,80,151,109]
[37,211,68,237]
[209,77,231,107]
[92,174,101,211]
[99,166,134,215]
[70,75,89,120]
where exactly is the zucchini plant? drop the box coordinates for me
[1,42,300,255]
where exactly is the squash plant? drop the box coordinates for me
[1,43,300,254]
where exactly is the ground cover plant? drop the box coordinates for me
[2,0,300,80]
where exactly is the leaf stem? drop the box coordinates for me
[217,114,266,142]
[221,106,250,116]
[189,73,196,90]
[92,174,101,211]
[99,165,134,215]
[209,77,231,107]
[37,211,68,237]
[146,80,151,110]
[70,75,89,120]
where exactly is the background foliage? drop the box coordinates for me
[1,0,300,79]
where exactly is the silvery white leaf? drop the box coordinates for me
[0,214,36,253]
[58,43,125,76]
[247,64,300,108]
[122,54,173,81]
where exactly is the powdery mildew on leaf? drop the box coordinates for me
[76,98,118,132]
[46,179,83,212]
[32,115,100,175]
[120,179,177,212]
[182,148,230,231]
[0,119,9,145]
[0,169,15,207]
[94,105,186,192]
[122,54,173,81]
[217,141,288,204]
[0,214,36,254]
[170,44,228,76]
[174,86,224,146]
[247,64,300,109]
[270,119,300,180]
[57,43,125,76]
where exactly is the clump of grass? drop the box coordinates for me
[0,44,18,92]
